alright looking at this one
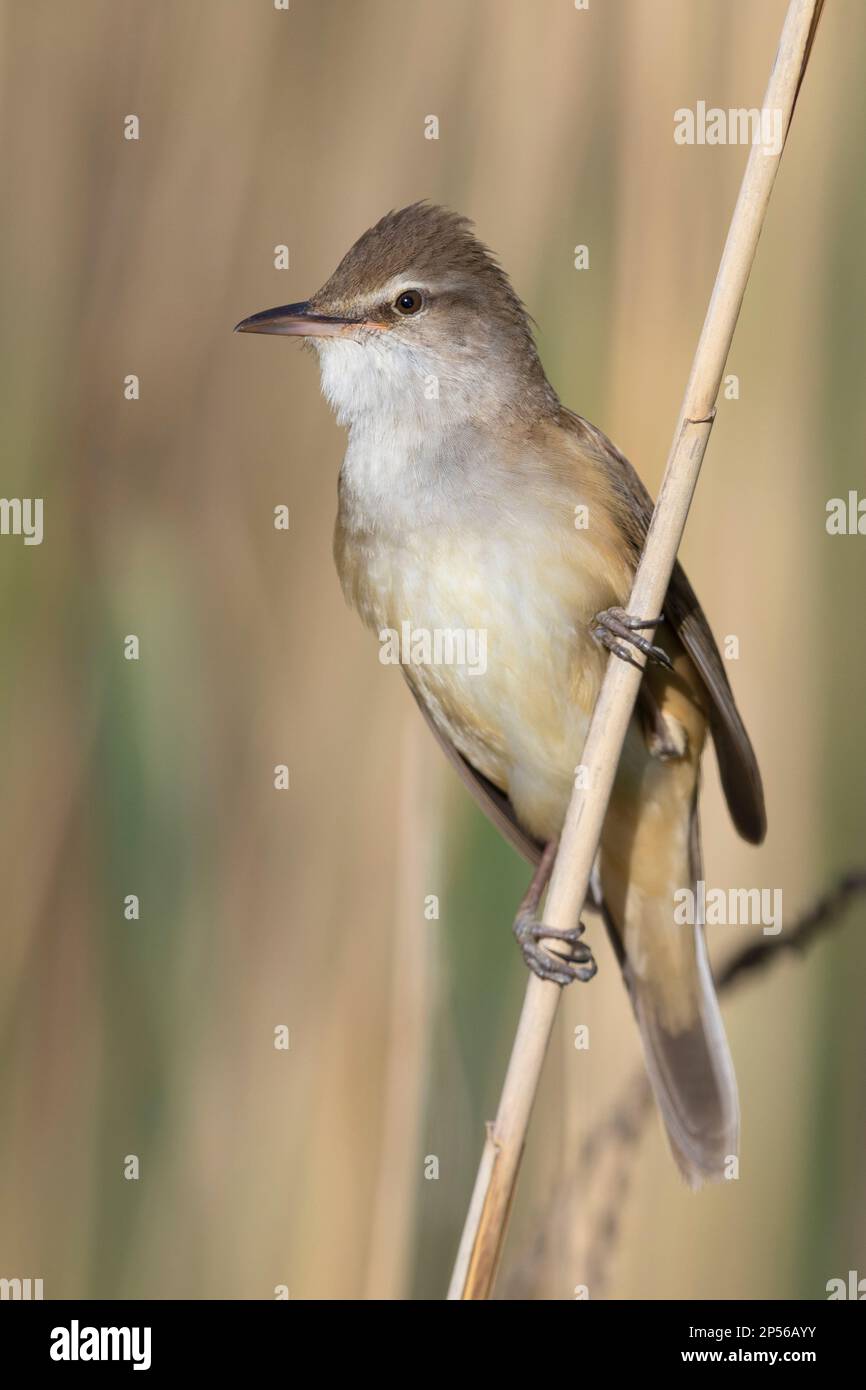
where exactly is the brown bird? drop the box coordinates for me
[236,202,766,1185]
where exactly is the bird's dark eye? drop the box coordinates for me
[394,289,424,315]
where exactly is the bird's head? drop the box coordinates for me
[235,202,557,431]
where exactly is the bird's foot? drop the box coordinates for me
[592,606,672,671]
[513,911,598,987]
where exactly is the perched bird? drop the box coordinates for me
[236,203,766,1185]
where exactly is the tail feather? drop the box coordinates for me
[601,763,739,1186]
[629,926,738,1186]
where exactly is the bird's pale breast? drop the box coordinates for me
[337,494,633,842]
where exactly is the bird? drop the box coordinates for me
[235,202,766,1186]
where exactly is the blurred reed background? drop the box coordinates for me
[0,0,863,1300]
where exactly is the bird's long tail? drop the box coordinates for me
[601,756,739,1187]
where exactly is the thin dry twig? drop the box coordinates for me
[448,0,827,1301]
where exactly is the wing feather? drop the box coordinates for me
[562,409,766,844]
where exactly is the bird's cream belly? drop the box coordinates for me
[366,527,614,842]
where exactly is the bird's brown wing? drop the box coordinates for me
[564,409,767,845]
[402,675,543,866]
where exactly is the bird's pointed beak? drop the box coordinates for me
[234,300,366,338]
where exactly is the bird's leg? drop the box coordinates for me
[592,606,672,671]
[513,838,598,987]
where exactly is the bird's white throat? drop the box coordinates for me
[313,335,501,532]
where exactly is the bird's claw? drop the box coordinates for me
[513,914,598,986]
[592,606,672,670]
